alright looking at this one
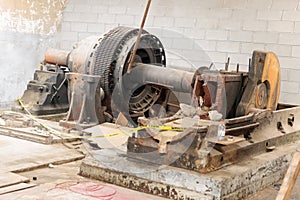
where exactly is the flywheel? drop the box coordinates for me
[69,26,166,118]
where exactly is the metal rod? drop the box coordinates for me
[225,57,230,71]
[127,0,152,73]
[248,58,251,72]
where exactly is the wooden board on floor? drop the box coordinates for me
[0,126,79,145]
[276,151,300,200]
[0,183,36,195]
[0,172,29,188]
[0,135,84,173]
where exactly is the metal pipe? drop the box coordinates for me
[45,48,70,66]
[123,63,194,93]
[225,57,230,71]
[127,0,152,73]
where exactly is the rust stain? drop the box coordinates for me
[262,52,281,110]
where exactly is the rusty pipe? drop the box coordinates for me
[45,48,70,66]
[123,63,194,93]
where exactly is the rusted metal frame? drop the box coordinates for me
[200,72,245,118]
[127,130,200,164]
[224,113,257,134]
[138,120,257,151]
[214,76,226,114]
[145,128,195,153]
[210,131,300,173]
[202,73,243,82]
[129,106,300,173]
[167,127,300,174]
[128,129,300,173]
[277,103,298,110]
[225,122,260,134]
[201,106,300,172]
[225,113,254,124]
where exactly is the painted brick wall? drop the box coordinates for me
[57,0,300,104]
[0,0,66,106]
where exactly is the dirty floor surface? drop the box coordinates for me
[0,134,300,200]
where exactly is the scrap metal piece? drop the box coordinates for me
[191,67,212,109]
[59,73,102,129]
[236,51,281,116]
[128,104,300,173]
[12,65,69,115]
[202,71,245,118]
[145,127,195,154]
[225,57,230,71]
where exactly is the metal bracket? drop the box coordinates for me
[60,73,101,130]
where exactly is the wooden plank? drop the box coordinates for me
[0,183,36,195]
[0,135,84,173]
[276,151,300,200]
[0,126,78,144]
[0,172,29,188]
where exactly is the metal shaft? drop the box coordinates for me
[45,48,70,66]
[124,63,194,93]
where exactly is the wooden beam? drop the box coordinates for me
[276,151,300,200]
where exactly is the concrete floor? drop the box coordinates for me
[2,161,167,200]
[0,134,165,200]
[1,133,300,200]
[247,178,300,200]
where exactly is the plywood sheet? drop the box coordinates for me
[0,135,84,173]
[0,183,35,195]
[0,172,29,188]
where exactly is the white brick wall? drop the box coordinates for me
[253,32,278,43]
[58,0,300,104]
[229,31,253,42]
[257,10,283,21]
[268,21,294,32]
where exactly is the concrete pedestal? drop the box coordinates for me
[79,141,300,200]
